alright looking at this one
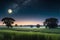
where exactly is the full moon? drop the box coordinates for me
[8,9,13,14]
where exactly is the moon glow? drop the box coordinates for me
[8,9,13,14]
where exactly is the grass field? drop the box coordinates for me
[0,26,60,40]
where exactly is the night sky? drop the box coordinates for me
[0,0,60,25]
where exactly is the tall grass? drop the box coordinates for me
[0,30,60,40]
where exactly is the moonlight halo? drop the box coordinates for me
[8,9,13,14]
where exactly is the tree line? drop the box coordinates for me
[1,17,59,29]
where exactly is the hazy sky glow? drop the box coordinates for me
[14,20,43,25]
[0,0,60,25]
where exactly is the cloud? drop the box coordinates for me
[22,0,31,5]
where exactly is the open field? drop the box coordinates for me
[0,26,60,40]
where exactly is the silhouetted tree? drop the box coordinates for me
[15,24,18,27]
[44,18,58,29]
[1,17,15,28]
[36,24,40,28]
[30,25,33,28]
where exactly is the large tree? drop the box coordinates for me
[44,18,58,29]
[1,17,15,28]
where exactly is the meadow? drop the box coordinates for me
[0,26,60,40]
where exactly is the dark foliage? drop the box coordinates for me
[30,25,33,28]
[44,18,58,29]
[15,24,18,27]
[1,17,15,28]
[36,24,40,28]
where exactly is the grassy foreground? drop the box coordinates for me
[0,29,60,40]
